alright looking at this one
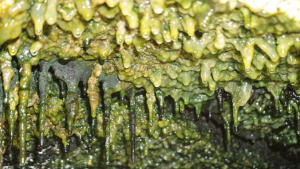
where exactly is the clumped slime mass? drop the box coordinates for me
[1,0,300,168]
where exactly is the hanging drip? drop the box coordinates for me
[130,88,136,162]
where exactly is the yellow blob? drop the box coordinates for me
[184,15,196,36]
[119,0,133,15]
[150,0,165,14]
[76,0,94,21]
[29,41,43,56]
[45,0,57,25]
[30,2,46,35]
[106,0,120,7]
[7,39,22,56]
[126,10,139,29]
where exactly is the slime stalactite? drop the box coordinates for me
[130,88,136,163]
[1,0,300,168]
[38,59,56,148]
[104,97,111,164]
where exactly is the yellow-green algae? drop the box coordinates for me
[0,0,300,168]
